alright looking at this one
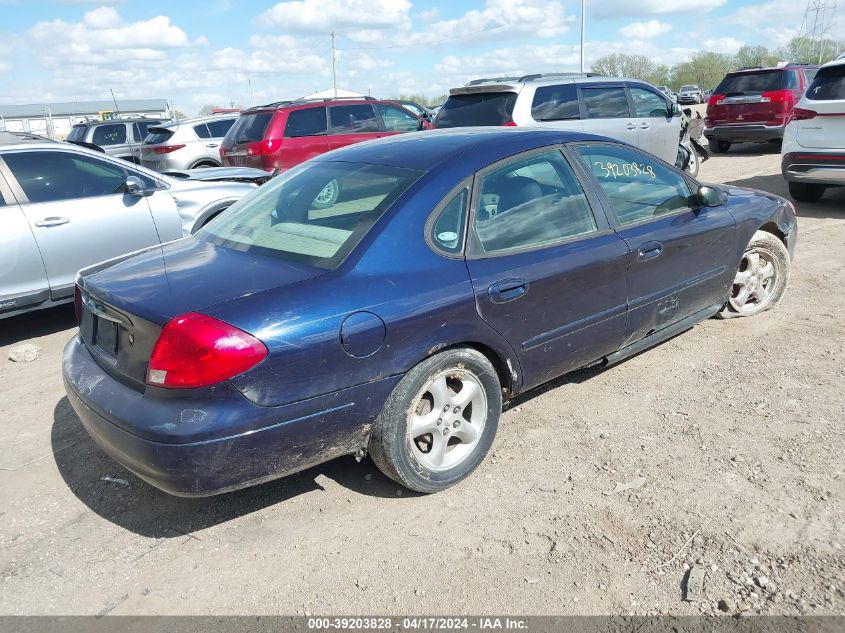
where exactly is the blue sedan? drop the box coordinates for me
[63,129,797,495]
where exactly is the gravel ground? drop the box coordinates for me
[1,140,843,617]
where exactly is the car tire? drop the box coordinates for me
[192,161,218,169]
[311,178,341,210]
[369,348,501,493]
[708,139,731,153]
[788,181,826,203]
[717,230,790,319]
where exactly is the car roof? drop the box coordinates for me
[72,118,166,126]
[154,114,237,129]
[311,127,612,172]
[728,64,819,75]
[0,131,55,147]
[820,55,845,69]
[242,96,383,113]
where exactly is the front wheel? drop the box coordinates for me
[369,348,501,493]
[718,231,789,319]
[684,143,700,177]
[788,181,826,203]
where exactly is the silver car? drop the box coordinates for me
[66,118,168,162]
[140,114,238,171]
[0,131,268,319]
[435,73,682,166]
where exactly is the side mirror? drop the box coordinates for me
[124,175,148,197]
[696,185,722,208]
[672,103,682,117]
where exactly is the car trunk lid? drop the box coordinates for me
[708,70,798,126]
[77,237,326,390]
[221,111,276,169]
[796,64,845,149]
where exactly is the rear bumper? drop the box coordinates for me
[704,124,785,143]
[782,152,845,185]
[62,335,399,496]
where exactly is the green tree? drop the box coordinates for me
[198,104,222,117]
[778,36,843,65]
[733,45,779,70]
[592,53,655,81]
[671,51,735,91]
[390,93,448,108]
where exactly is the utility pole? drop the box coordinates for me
[331,31,338,98]
[247,75,256,107]
[579,0,586,74]
[797,0,837,64]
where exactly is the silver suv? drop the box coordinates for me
[65,118,168,162]
[140,114,238,171]
[435,73,681,165]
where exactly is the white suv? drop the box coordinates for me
[781,55,845,202]
[435,73,681,166]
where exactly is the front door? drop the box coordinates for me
[465,148,630,390]
[2,148,162,298]
[628,84,679,165]
[572,142,736,346]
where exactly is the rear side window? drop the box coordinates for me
[435,93,517,127]
[66,126,87,142]
[144,127,174,144]
[193,124,212,139]
[531,84,580,121]
[430,187,468,254]
[199,161,421,269]
[582,87,630,119]
[285,107,328,137]
[207,118,235,137]
[716,71,785,95]
[474,150,597,254]
[806,65,845,101]
[91,124,126,146]
[225,112,274,144]
[328,105,379,134]
[802,68,818,85]
[4,150,128,204]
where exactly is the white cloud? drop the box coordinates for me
[213,46,326,75]
[417,7,440,21]
[593,0,725,18]
[703,36,744,54]
[618,19,672,40]
[259,0,412,32]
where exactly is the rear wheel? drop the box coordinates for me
[718,230,789,319]
[192,161,218,169]
[788,181,826,203]
[369,348,501,493]
[708,138,731,153]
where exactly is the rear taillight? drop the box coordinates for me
[708,94,725,107]
[503,121,517,127]
[74,285,82,324]
[246,139,283,156]
[149,144,186,154]
[146,312,267,389]
[791,107,817,121]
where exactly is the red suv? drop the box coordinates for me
[220,97,430,172]
[704,64,819,153]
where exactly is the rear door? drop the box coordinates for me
[627,84,678,164]
[464,148,630,389]
[572,141,736,345]
[0,164,49,313]
[797,63,845,149]
[1,148,163,299]
[579,84,639,147]
[326,104,382,151]
[205,118,237,162]
[281,106,330,168]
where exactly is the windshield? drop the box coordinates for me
[224,112,273,144]
[680,86,698,91]
[716,72,785,95]
[435,92,517,127]
[199,161,422,268]
[806,64,845,100]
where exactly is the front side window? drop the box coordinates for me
[574,143,692,227]
[284,107,328,138]
[430,187,468,254]
[328,105,379,134]
[473,150,597,255]
[531,84,580,121]
[582,87,630,119]
[377,104,420,132]
[4,150,128,204]
[629,86,670,118]
[199,161,422,268]
[91,124,127,146]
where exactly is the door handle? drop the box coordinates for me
[626,123,637,130]
[639,123,650,129]
[637,241,663,261]
[488,279,528,304]
[205,143,219,148]
[34,217,69,227]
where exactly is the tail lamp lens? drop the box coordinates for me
[246,139,283,156]
[790,108,817,121]
[147,312,267,389]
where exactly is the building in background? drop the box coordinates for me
[0,99,170,140]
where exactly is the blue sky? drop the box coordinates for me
[0,0,839,114]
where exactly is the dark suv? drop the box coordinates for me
[220,97,430,172]
[704,64,819,153]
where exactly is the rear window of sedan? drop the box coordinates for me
[199,162,422,269]
[435,93,518,127]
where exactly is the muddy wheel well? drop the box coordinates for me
[427,342,515,399]
[759,222,786,246]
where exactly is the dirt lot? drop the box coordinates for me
[1,141,843,617]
